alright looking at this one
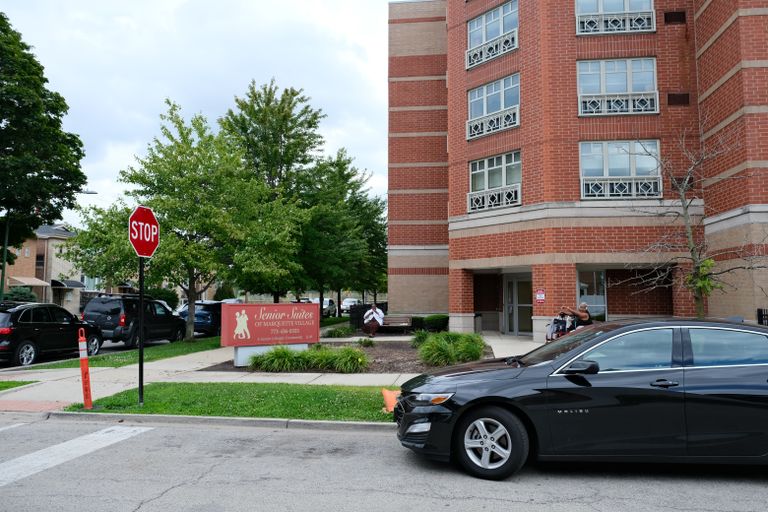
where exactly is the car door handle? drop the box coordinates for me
[650,379,679,388]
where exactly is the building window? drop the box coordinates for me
[467,74,520,140]
[578,58,658,115]
[467,151,522,212]
[579,270,606,321]
[576,0,655,35]
[580,140,661,199]
[24,248,30,257]
[466,1,519,69]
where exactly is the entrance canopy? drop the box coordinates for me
[9,276,50,287]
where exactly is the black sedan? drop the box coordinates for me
[395,319,768,479]
[0,302,102,366]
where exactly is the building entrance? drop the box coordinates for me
[505,276,533,336]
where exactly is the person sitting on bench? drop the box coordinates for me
[363,303,385,338]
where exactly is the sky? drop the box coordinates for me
[1,0,389,226]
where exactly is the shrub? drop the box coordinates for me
[146,287,179,310]
[418,332,486,367]
[333,347,369,373]
[5,287,37,302]
[357,337,375,347]
[411,316,425,331]
[249,346,306,372]
[424,314,449,332]
[325,326,355,338]
[249,345,369,373]
[213,282,235,301]
[410,329,430,348]
[419,337,456,366]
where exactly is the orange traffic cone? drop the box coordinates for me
[381,388,400,413]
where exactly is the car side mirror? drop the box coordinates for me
[563,360,599,375]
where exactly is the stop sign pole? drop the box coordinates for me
[128,205,160,406]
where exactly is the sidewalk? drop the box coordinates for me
[0,332,541,413]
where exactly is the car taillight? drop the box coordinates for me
[119,314,126,327]
[81,312,85,321]
[0,327,12,335]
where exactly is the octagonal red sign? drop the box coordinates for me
[128,205,160,258]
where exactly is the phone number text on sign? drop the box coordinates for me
[221,303,320,347]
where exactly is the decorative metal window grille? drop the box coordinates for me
[581,176,661,198]
[468,184,522,212]
[466,30,518,69]
[467,1,519,69]
[577,11,655,34]
[579,92,658,115]
[466,106,519,140]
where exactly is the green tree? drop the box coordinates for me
[120,101,246,339]
[220,79,325,195]
[220,79,325,301]
[0,13,86,300]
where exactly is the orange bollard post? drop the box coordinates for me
[78,327,93,410]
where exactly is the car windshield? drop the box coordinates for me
[517,326,608,366]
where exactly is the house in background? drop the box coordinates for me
[2,224,92,314]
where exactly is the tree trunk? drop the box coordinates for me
[185,267,197,340]
[336,289,342,317]
[694,291,706,320]
[318,289,324,319]
[272,292,280,304]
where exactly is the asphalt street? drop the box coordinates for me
[1,413,766,512]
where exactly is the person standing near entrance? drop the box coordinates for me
[363,303,385,338]
[560,302,593,331]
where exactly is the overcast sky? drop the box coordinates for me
[1,0,389,226]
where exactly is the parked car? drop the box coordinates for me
[82,294,185,347]
[395,319,768,479]
[178,300,222,336]
[341,298,360,313]
[0,302,102,366]
[312,298,336,317]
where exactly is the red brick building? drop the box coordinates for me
[388,0,768,340]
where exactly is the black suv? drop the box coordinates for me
[82,295,185,347]
[0,302,102,366]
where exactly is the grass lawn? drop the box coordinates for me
[0,381,36,392]
[30,337,222,370]
[321,316,349,328]
[66,382,396,422]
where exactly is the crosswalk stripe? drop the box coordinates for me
[0,423,26,434]
[0,425,153,487]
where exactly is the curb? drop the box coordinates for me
[46,411,397,432]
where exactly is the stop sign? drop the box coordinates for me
[128,206,160,258]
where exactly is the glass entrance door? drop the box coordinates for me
[506,278,533,336]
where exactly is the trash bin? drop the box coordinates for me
[349,304,368,330]
[474,313,482,333]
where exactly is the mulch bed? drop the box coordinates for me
[199,338,495,374]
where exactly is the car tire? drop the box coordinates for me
[125,330,139,349]
[14,341,38,367]
[171,328,184,343]
[454,406,529,480]
[86,334,101,357]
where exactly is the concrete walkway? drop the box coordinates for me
[0,332,541,413]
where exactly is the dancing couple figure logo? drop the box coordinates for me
[233,310,251,340]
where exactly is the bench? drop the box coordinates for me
[381,315,413,334]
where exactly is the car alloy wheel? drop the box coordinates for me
[87,334,101,356]
[455,406,528,480]
[172,328,183,342]
[15,341,38,367]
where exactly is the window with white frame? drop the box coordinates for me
[467,74,520,140]
[578,58,658,115]
[467,1,519,69]
[468,151,522,212]
[576,0,655,35]
[580,140,661,199]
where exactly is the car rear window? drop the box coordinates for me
[0,312,10,327]
[86,298,120,314]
